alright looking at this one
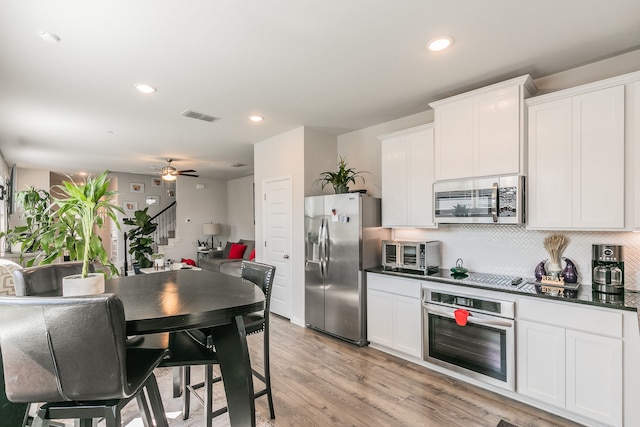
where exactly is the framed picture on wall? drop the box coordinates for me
[123,201,138,211]
[151,177,164,187]
[166,189,175,198]
[146,195,159,206]
[130,182,144,193]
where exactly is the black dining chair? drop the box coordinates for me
[185,261,276,419]
[12,261,93,296]
[148,260,276,424]
[0,294,170,427]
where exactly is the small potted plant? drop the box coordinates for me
[151,253,165,269]
[314,157,368,194]
[49,171,124,296]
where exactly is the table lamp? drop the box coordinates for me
[203,223,222,249]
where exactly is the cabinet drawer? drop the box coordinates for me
[518,298,622,338]
[367,273,421,298]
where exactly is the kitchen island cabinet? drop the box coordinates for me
[379,124,436,228]
[429,75,536,180]
[517,298,623,426]
[367,273,422,358]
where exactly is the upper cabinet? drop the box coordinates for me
[379,124,436,228]
[527,79,629,230]
[429,75,537,181]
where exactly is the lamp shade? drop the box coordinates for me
[203,223,221,235]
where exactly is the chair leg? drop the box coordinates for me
[205,364,214,427]
[31,408,49,427]
[144,374,169,427]
[101,406,119,427]
[172,366,183,397]
[263,330,275,419]
[135,388,153,427]
[182,365,191,420]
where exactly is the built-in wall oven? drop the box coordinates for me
[422,288,515,391]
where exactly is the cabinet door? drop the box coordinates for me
[474,86,521,177]
[392,294,422,358]
[381,135,408,227]
[517,320,566,407]
[527,98,573,228]
[572,85,625,229]
[367,288,393,347]
[635,81,640,229]
[406,126,435,227]
[566,330,622,426]
[434,99,473,180]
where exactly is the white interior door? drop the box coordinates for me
[262,177,292,318]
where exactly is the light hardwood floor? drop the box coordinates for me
[142,314,583,427]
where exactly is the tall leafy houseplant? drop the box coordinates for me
[0,187,52,261]
[52,171,123,279]
[314,157,368,194]
[123,208,158,269]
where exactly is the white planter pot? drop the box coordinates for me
[154,257,165,268]
[62,273,105,296]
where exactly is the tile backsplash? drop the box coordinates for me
[393,225,640,291]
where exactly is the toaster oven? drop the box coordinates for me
[382,240,441,275]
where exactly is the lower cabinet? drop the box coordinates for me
[517,298,623,426]
[367,273,422,358]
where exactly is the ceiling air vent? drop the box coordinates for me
[181,109,219,123]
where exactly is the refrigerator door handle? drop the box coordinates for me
[323,217,330,274]
[318,218,325,277]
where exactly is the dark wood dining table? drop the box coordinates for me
[105,268,265,427]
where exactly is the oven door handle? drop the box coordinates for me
[424,305,513,328]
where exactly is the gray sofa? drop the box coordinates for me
[199,239,255,277]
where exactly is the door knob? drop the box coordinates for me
[283,254,290,259]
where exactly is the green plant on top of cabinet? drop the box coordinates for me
[527,82,625,230]
[379,123,436,228]
[429,75,537,181]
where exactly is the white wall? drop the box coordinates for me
[162,176,227,264]
[254,126,337,325]
[227,175,255,243]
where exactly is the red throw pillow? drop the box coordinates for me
[249,248,256,261]
[228,243,247,259]
[181,258,196,266]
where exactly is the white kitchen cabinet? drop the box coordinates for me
[367,273,422,358]
[634,80,640,229]
[517,298,623,426]
[517,320,566,408]
[528,83,625,230]
[565,330,622,426]
[379,124,436,228]
[430,75,536,180]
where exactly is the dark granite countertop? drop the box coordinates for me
[367,266,640,314]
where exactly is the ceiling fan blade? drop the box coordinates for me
[177,169,196,173]
[179,173,199,177]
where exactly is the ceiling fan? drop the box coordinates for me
[160,158,199,181]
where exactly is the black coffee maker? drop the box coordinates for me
[592,244,624,294]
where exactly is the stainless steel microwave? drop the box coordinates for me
[433,175,525,224]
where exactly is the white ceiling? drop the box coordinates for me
[0,1,639,180]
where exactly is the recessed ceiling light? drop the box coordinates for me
[39,31,60,44]
[249,115,264,122]
[427,36,453,52]
[134,83,157,94]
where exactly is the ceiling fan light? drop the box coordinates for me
[162,174,177,181]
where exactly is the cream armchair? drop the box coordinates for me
[0,259,22,296]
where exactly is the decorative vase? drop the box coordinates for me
[534,259,547,280]
[154,257,165,269]
[545,259,562,279]
[334,185,349,194]
[62,273,105,296]
[562,257,578,283]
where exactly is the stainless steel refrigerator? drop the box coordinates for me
[304,193,389,346]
